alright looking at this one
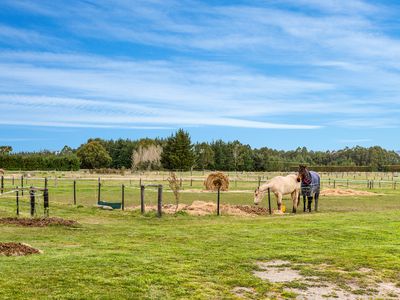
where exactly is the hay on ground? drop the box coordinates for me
[320,189,379,196]
[204,172,229,191]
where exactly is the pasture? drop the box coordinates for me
[1,171,400,299]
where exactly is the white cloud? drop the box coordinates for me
[0,1,399,131]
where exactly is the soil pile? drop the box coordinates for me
[0,217,78,227]
[0,242,41,256]
[129,201,270,216]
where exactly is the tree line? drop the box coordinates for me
[1,129,399,171]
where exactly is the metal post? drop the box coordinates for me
[16,187,19,216]
[258,176,261,188]
[140,185,145,214]
[157,185,162,218]
[1,176,3,194]
[73,180,77,205]
[12,176,14,186]
[268,187,272,215]
[30,187,35,217]
[44,177,48,189]
[217,186,220,216]
[44,188,49,217]
[121,184,125,211]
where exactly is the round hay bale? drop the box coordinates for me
[204,172,229,191]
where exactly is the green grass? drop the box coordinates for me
[1,173,400,299]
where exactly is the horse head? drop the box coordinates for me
[254,187,262,205]
[297,164,307,182]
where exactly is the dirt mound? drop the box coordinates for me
[0,242,41,256]
[129,201,269,216]
[321,189,378,196]
[204,172,229,191]
[234,205,270,215]
[0,217,78,227]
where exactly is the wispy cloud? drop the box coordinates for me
[0,0,399,134]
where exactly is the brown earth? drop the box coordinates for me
[0,242,41,256]
[128,201,271,216]
[320,189,379,196]
[0,217,78,227]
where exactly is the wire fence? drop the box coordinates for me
[0,171,399,218]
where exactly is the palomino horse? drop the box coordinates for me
[254,174,301,213]
[297,165,320,212]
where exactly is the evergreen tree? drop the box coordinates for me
[161,129,195,170]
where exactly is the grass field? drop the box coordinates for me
[1,172,400,299]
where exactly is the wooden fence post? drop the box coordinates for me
[157,185,162,218]
[121,184,125,211]
[21,176,24,196]
[44,188,49,217]
[30,187,35,217]
[140,185,145,214]
[16,187,19,216]
[73,180,77,205]
[98,180,101,204]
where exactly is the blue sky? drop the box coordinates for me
[0,0,400,152]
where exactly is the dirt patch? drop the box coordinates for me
[250,260,400,299]
[0,242,41,256]
[181,189,253,194]
[320,189,379,196]
[128,201,270,216]
[0,217,78,227]
[231,287,257,298]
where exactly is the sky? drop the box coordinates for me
[0,0,400,152]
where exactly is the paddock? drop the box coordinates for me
[1,171,400,299]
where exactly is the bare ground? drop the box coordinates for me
[0,242,41,256]
[128,201,270,216]
[0,217,78,227]
[249,260,400,299]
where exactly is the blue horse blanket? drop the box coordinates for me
[301,170,320,197]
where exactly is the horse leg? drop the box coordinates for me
[314,192,320,211]
[307,196,313,212]
[276,193,282,212]
[303,194,306,212]
[291,191,297,213]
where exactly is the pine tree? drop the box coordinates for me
[161,129,195,170]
